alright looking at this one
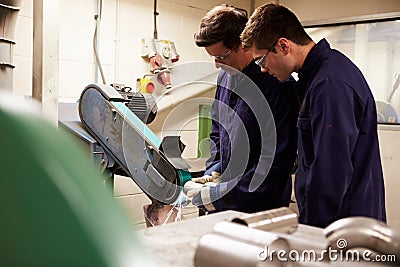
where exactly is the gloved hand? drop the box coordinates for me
[204,162,221,176]
[183,180,227,211]
[191,170,221,184]
[183,170,221,199]
[183,180,206,198]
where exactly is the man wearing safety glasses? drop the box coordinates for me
[241,3,386,227]
[184,5,303,214]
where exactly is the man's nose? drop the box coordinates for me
[260,66,269,73]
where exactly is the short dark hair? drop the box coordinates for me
[241,3,312,50]
[194,5,248,48]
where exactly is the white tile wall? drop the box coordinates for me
[114,174,144,196]
[18,0,33,18]
[13,16,32,57]
[378,127,400,229]
[59,23,95,63]
[13,3,32,96]
[116,192,152,225]
[13,56,32,96]
[59,61,95,100]
[158,97,213,132]
[119,1,153,38]
[14,0,217,98]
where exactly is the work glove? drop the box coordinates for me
[191,170,221,184]
[183,180,227,212]
[183,162,225,211]
[184,170,221,203]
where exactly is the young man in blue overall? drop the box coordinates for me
[184,5,301,213]
[241,3,386,227]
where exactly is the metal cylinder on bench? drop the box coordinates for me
[232,207,298,234]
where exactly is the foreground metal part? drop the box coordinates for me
[324,217,400,264]
[194,208,297,267]
[232,207,298,234]
[194,221,290,267]
[140,210,399,267]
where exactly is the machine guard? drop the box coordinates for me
[79,84,191,204]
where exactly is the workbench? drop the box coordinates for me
[137,210,394,267]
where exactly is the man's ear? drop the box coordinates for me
[277,38,290,54]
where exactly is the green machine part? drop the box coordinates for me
[197,104,212,158]
[0,102,157,266]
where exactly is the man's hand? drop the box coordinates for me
[191,175,214,184]
[183,180,226,211]
[183,180,205,198]
[191,171,221,184]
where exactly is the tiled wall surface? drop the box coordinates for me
[13,0,33,96]
[378,127,400,229]
[13,0,226,98]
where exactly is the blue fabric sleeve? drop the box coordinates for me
[301,78,357,226]
[204,162,222,176]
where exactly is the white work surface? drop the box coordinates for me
[136,210,394,267]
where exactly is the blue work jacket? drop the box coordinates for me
[206,61,300,213]
[295,39,387,227]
